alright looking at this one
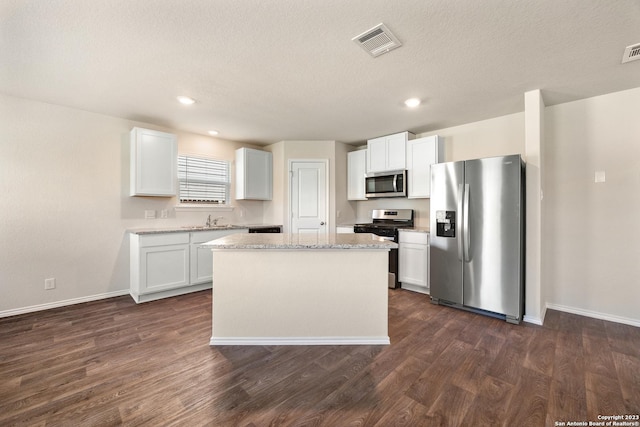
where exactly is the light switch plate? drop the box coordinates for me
[595,171,606,183]
[145,210,156,219]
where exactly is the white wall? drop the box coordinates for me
[543,87,640,325]
[335,142,358,224]
[264,140,355,233]
[263,141,285,228]
[422,112,525,162]
[407,98,640,326]
[0,94,264,315]
[524,90,545,324]
[355,197,431,228]
[355,92,640,327]
[356,113,525,228]
[4,87,639,327]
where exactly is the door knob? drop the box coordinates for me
[320,221,325,226]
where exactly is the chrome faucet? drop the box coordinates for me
[206,215,225,227]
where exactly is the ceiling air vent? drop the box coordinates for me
[622,43,640,64]
[352,23,402,57]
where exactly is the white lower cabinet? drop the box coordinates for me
[398,231,430,294]
[190,229,247,284]
[130,228,247,303]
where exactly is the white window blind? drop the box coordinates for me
[178,155,229,204]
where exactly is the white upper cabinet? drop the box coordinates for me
[367,137,388,172]
[235,148,272,200]
[406,135,444,199]
[367,131,415,173]
[130,127,177,197]
[347,150,367,200]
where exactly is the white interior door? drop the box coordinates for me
[290,160,328,235]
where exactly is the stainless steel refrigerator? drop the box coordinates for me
[429,154,525,324]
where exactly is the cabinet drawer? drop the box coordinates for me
[139,232,190,247]
[398,231,429,245]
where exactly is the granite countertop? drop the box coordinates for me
[128,224,282,235]
[201,233,398,250]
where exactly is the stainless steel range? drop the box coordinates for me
[354,209,414,288]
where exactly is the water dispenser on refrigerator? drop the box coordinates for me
[435,210,456,238]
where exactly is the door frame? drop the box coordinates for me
[288,159,330,234]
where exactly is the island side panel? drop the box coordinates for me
[211,249,389,345]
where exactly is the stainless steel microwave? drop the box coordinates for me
[365,170,407,198]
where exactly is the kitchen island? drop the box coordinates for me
[201,233,396,346]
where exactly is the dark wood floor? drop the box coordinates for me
[1,289,638,426]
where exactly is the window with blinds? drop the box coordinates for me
[177,155,229,204]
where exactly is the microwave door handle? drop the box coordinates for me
[393,175,398,192]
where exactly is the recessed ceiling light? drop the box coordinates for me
[176,96,196,105]
[404,98,421,108]
[208,130,219,136]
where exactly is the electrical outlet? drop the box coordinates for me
[44,278,56,290]
[160,209,168,219]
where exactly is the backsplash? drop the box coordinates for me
[355,198,430,228]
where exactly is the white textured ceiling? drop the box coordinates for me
[2,1,640,144]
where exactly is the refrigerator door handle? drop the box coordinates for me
[463,183,470,262]
[457,184,464,261]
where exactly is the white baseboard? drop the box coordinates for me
[210,336,391,346]
[523,315,544,325]
[546,303,640,328]
[131,283,211,304]
[400,283,430,295]
[0,290,130,319]
[523,305,547,325]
